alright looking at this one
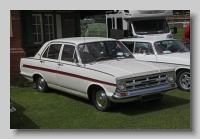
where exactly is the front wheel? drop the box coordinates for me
[92,87,114,112]
[176,70,190,92]
[36,76,49,92]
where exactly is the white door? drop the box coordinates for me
[56,44,81,91]
[39,43,63,86]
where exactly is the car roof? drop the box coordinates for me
[119,38,177,43]
[47,37,117,45]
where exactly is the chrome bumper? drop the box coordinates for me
[112,83,177,99]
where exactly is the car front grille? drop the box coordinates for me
[125,73,167,90]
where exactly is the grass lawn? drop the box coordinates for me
[10,87,190,129]
[172,27,185,40]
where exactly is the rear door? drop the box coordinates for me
[39,43,63,86]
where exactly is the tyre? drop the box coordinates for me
[176,70,190,92]
[36,76,49,92]
[92,87,114,112]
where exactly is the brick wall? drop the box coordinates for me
[10,10,27,86]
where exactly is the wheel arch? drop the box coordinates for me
[33,73,45,83]
[87,84,105,102]
[175,68,190,75]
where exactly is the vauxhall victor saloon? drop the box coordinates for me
[20,37,177,111]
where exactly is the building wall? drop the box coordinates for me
[10,10,27,86]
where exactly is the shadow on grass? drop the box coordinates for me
[10,101,39,129]
[112,94,190,116]
[46,88,93,105]
[46,88,190,116]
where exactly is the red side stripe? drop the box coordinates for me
[23,64,116,87]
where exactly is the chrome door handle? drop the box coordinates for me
[58,63,63,66]
[40,60,44,63]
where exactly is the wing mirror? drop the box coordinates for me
[71,58,77,63]
[171,26,177,34]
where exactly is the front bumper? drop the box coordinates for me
[110,83,177,102]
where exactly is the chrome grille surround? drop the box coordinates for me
[125,73,168,91]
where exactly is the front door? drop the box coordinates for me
[57,43,81,92]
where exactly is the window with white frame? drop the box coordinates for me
[32,14,43,44]
[44,14,55,41]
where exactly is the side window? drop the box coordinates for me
[135,42,154,54]
[112,17,115,28]
[42,44,62,59]
[117,18,123,30]
[61,45,77,62]
[121,41,134,52]
[135,42,145,53]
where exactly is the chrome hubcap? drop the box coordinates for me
[38,77,45,91]
[179,72,190,90]
[96,90,107,108]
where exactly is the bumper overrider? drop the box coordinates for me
[111,83,177,102]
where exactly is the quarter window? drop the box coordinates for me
[42,44,62,60]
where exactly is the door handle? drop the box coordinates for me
[58,63,63,66]
[40,60,44,63]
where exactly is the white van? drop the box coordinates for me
[106,10,177,39]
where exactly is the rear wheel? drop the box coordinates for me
[92,87,114,112]
[36,76,49,92]
[176,70,190,92]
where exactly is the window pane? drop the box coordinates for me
[38,34,42,42]
[50,33,54,40]
[45,25,49,32]
[37,25,41,33]
[49,16,52,24]
[42,47,49,58]
[70,19,74,25]
[49,25,53,32]
[32,16,36,24]
[61,45,75,61]
[45,34,49,41]
[36,16,41,24]
[34,34,37,42]
[33,25,37,33]
[48,44,62,59]
[64,19,69,25]
[44,16,48,24]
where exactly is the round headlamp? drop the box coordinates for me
[117,80,126,90]
[167,72,174,82]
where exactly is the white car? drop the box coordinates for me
[119,38,190,92]
[20,37,177,111]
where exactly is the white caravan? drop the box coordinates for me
[106,10,177,39]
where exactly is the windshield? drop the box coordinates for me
[154,40,190,54]
[132,19,170,35]
[78,41,134,64]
